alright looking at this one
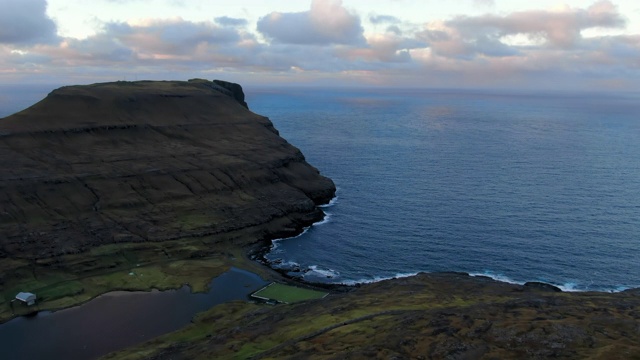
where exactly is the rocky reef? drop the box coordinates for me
[0,79,335,259]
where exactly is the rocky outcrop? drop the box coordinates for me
[211,79,249,109]
[524,281,563,292]
[0,80,335,259]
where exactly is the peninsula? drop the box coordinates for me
[1,80,638,359]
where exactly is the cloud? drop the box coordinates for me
[445,0,625,49]
[11,17,255,73]
[105,0,185,4]
[215,16,248,27]
[386,25,402,36]
[417,0,626,61]
[257,0,365,45]
[405,31,640,91]
[338,33,427,63]
[106,18,243,57]
[370,15,400,25]
[0,0,638,91]
[582,35,640,67]
[472,0,495,8]
[0,0,58,45]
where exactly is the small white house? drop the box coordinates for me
[15,292,37,306]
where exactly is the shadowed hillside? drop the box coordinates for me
[0,79,335,259]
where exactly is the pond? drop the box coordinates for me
[0,267,268,360]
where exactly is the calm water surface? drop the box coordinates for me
[0,267,267,360]
[247,88,640,291]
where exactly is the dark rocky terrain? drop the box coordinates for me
[0,79,335,259]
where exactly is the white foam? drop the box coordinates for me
[274,260,301,269]
[339,272,420,286]
[304,265,340,279]
[313,212,332,226]
[557,283,582,292]
[270,227,312,251]
[558,283,631,293]
[319,195,339,208]
[469,271,523,286]
[269,208,332,252]
[610,285,632,293]
[469,272,634,293]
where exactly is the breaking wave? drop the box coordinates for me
[303,265,340,280]
[469,271,632,293]
[319,194,339,208]
[338,272,420,286]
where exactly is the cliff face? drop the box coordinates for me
[0,80,335,259]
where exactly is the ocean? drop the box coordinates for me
[2,85,639,292]
[247,87,640,292]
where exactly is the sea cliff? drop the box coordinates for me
[0,79,335,258]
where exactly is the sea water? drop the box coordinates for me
[2,85,639,292]
[247,87,640,292]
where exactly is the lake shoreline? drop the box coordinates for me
[0,267,270,360]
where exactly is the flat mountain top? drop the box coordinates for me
[1,79,250,133]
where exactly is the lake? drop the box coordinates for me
[0,267,267,360]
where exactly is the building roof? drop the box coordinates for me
[15,292,36,301]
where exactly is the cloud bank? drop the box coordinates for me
[0,0,58,45]
[257,0,365,45]
[1,0,639,90]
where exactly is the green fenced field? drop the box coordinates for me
[252,283,328,304]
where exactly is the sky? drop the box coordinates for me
[1,0,639,90]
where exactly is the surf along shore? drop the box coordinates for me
[1,80,639,359]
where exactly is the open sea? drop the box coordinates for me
[248,87,640,292]
[2,85,639,292]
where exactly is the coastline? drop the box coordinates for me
[4,192,638,327]
[4,202,640,359]
[108,239,640,359]
[250,200,639,294]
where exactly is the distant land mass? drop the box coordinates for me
[0,80,638,359]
